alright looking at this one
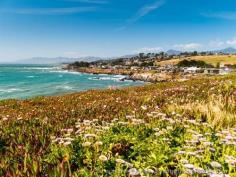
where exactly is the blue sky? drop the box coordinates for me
[0,0,236,60]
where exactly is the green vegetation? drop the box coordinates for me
[177,60,214,68]
[156,55,236,67]
[70,61,90,68]
[0,74,236,176]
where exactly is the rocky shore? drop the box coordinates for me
[63,65,179,83]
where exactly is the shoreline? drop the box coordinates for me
[0,65,144,101]
[62,66,176,83]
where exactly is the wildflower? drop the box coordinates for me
[225,155,236,166]
[126,115,135,119]
[215,133,223,137]
[177,150,186,155]
[210,161,222,169]
[193,167,206,175]
[144,168,155,175]
[64,137,74,141]
[141,105,147,110]
[184,169,193,175]
[17,117,23,120]
[202,141,213,146]
[118,121,128,125]
[209,173,230,177]
[83,120,92,126]
[75,129,82,134]
[115,158,125,164]
[153,128,160,132]
[185,140,198,145]
[93,119,98,122]
[225,135,234,140]
[198,137,207,142]
[50,136,56,140]
[64,133,71,137]
[84,134,97,139]
[186,151,197,156]
[59,141,64,145]
[166,126,173,130]
[99,155,108,162]
[209,148,216,152]
[128,168,140,177]
[66,128,73,133]
[51,139,58,143]
[187,119,197,124]
[115,159,133,168]
[162,138,170,141]
[82,142,92,147]
[102,126,110,130]
[180,159,189,164]
[94,141,103,146]
[205,132,211,136]
[183,163,195,169]
[2,117,8,121]
[63,141,72,146]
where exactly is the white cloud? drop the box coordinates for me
[209,40,225,48]
[128,0,165,24]
[226,38,236,45]
[0,7,97,15]
[202,12,236,20]
[173,43,202,51]
[115,0,165,31]
[134,47,163,53]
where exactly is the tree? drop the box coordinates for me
[193,51,198,56]
[139,53,145,59]
[71,61,90,67]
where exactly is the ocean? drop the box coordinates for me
[0,64,143,100]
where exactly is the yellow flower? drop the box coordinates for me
[98,155,108,162]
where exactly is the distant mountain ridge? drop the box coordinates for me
[14,56,103,64]
[166,49,182,55]
[212,47,236,54]
[13,47,236,64]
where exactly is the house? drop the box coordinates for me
[203,68,230,75]
[131,66,140,71]
[184,67,199,74]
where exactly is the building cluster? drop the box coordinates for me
[69,52,236,76]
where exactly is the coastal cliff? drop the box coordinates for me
[63,65,175,83]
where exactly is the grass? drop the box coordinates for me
[0,73,235,176]
[156,55,236,66]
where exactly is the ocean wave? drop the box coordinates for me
[26,75,37,78]
[88,76,125,82]
[55,85,74,90]
[0,88,26,93]
[23,67,56,70]
[49,70,82,75]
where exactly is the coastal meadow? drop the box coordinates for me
[0,74,235,176]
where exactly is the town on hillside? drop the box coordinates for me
[65,51,236,82]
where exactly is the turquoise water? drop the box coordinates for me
[0,64,143,100]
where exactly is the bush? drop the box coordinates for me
[70,61,90,68]
[177,59,214,68]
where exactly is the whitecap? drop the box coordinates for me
[0,88,25,93]
[49,70,82,75]
[26,76,36,78]
[55,85,74,90]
